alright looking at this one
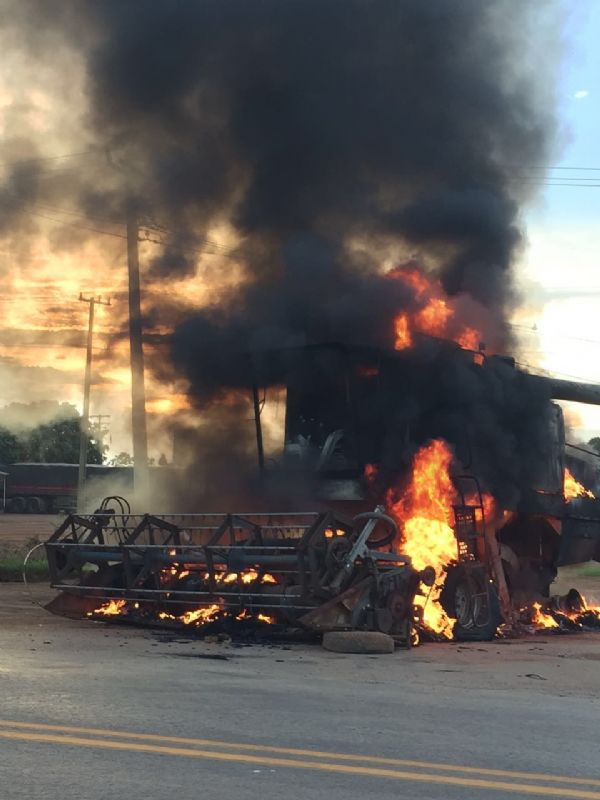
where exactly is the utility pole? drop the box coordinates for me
[89,413,111,435]
[127,213,150,502]
[77,293,111,511]
[89,414,111,456]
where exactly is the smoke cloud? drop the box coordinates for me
[65,1,560,385]
[1,1,563,506]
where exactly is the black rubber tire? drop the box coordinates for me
[26,496,46,514]
[8,496,26,514]
[440,565,502,641]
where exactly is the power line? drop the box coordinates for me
[510,323,600,347]
[23,209,127,240]
[11,197,238,257]
[509,178,600,189]
[138,231,239,259]
[511,165,600,172]
[0,150,99,167]
[30,201,123,228]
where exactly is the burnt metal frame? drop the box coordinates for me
[45,509,413,617]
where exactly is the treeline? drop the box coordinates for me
[0,407,104,465]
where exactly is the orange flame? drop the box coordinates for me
[531,595,600,629]
[324,528,346,538]
[573,595,600,623]
[390,267,482,353]
[456,327,480,351]
[564,468,595,501]
[394,313,413,350]
[387,439,457,637]
[415,298,452,337]
[88,598,278,628]
[207,569,277,585]
[531,602,559,629]
[88,599,127,617]
[180,605,221,625]
[158,605,221,625]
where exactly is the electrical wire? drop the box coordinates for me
[0,150,99,167]
[509,323,600,347]
[12,201,238,257]
[30,201,123,228]
[24,209,127,239]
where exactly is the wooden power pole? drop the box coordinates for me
[127,214,150,502]
[77,293,111,511]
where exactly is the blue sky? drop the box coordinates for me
[531,1,600,224]
[517,1,600,440]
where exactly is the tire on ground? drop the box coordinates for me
[322,630,395,654]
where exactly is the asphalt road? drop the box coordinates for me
[1,584,600,800]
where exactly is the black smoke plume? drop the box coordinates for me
[74,1,559,326]
[4,1,562,506]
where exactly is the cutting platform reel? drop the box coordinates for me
[45,502,433,645]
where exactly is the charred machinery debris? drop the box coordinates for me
[42,341,600,647]
[45,506,432,648]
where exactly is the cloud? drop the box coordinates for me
[574,90,589,100]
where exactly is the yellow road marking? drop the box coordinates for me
[0,729,600,799]
[0,718,598,788]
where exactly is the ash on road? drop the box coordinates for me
[1,583,600,800]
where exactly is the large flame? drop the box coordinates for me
[390,267,481,352]
[564,468,595,501]
[387,439,458,637]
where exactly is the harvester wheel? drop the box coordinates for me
[322,630,395,654]
[440,565,502,641]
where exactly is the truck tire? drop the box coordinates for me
[26,496,47,514]
[440,565,502,641]
[7,496,26,514]
[322,631,395,654]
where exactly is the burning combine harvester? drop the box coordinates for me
[43,342,600,645]
[43,268,600,646]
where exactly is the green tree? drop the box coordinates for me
[25,418,103,464]
[0,426,25,464]
[110,451,133,466]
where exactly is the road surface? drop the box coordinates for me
[1,584,600,799]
